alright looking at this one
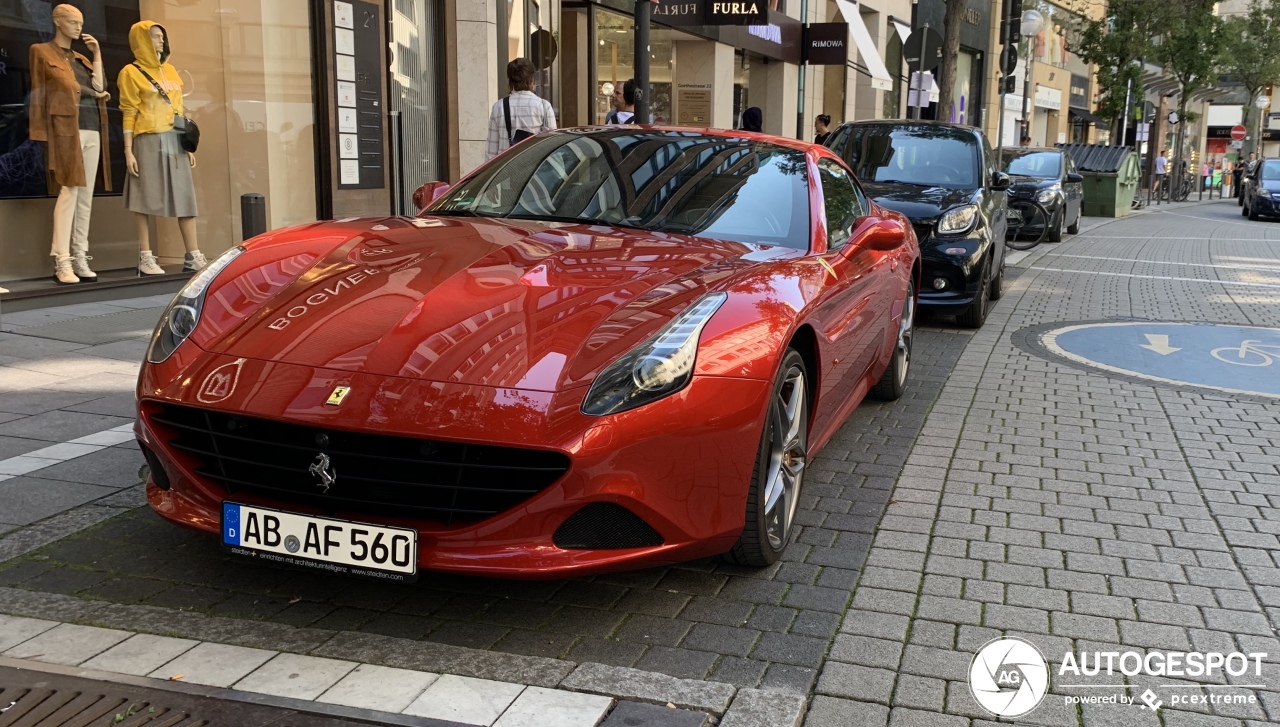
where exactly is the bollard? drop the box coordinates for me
[241,193,267,241]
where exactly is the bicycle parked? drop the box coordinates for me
[1005,198,1051,250]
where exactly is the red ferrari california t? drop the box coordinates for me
[136,128,920,581]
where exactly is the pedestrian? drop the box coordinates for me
[741,107,763,133]
[1154,149,1168,195]
[1020,135,1032,147]
[486,58,555,161]
[1232,158,1245,198]
[1246,151,1259,176]
[814,114,832,145]
[604,79,637,125]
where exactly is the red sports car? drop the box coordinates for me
[136,127,920,581]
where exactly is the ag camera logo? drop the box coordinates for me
[970,637,1050,717]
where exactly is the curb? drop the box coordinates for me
[0,587,805,724]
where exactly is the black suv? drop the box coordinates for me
[824,121,1009,328]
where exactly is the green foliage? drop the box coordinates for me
[1072,0,1166,124]
[1221,0,1280,100]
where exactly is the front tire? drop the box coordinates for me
[1048,211,1063,242]
[1066,209,1080,235]
[727,349,809,567]
[871,280,915,401]
[1249,200,1260,221]
[956,258,991,329]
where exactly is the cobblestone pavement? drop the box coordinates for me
[807,201,1280,726]
[1,200,1278,726]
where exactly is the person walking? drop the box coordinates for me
[605,80,637,125]
[1020,135,1032,148]
[1154,150,1168,197]
[741,107,763,133]
[813,114,831,145]
[486,58,556,161]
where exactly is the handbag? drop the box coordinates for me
[132,63,199,153]
[503,96,535,146]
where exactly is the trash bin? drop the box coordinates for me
[1057,144,1141,217]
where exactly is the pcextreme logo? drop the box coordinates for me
[968,639,1270,717]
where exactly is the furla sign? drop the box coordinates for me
[653,0,765,25]
[707,0,765,23]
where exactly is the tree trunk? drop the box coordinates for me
[936,0,967,121]
[1173,90,1189,198]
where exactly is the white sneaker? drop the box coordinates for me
[183,251,208,272]
[139,251,165,276]
[71,254,97,281]
[54,257,80,285]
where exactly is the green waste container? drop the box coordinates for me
[1057,144,1141,218]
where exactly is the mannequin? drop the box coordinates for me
[29,4,113,285]
[118,21,205,275]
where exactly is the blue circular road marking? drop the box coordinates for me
[1043,322,1280,399]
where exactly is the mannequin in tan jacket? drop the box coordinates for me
[28,4,112,284]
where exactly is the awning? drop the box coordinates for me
[1068,107,1104,126]
[890,18,911,45]
[835,0,893,91]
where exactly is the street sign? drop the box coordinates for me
[903,27,943,73]
[1136,122,1150,141]
[1231,125,1248,141]
[1231,140,1244,149]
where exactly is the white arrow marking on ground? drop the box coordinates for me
[1139,334,1181,355]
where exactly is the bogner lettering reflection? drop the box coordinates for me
[268,267,382,330]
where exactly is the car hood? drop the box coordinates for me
[1008,175,1057,196]
[201,216,780,391]
[858,182,975,223]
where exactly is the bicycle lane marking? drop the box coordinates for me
[1042,254,1280,275]
[1040,322,1280,399]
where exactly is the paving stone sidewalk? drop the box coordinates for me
[808,201,1280,726]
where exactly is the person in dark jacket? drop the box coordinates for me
[741,107,763,132]
[814,114,832,145]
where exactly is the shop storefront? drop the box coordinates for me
[914,0,987,127]
[1,0,442,300]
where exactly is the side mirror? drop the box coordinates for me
[412,182,452,212]
[991,172,1012,191]
[1066,172,1084,183]
[848,217,906,252]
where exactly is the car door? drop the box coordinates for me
[809,158,883,431]
[1064,155,1083,222]
[980,134,1007,267]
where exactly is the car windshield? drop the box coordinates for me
[426,130,811,250]
[1003,152,1061,179]
[841,124,980,188]
[1260,162,1280,181]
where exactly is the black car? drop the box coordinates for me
[1242,159,1280,220]
[1001,147,1085,241]
[824,121,1009,328]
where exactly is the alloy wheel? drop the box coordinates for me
[894,283,915,388]
[763,365,806,549]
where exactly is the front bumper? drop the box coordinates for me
[137,348,771,578]
[1251,195,1280,216]
[914,235,987,313]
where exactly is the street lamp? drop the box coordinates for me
[1019,10,1046,145]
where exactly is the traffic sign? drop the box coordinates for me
[904,27,944,73]
[1231,125,1248,141]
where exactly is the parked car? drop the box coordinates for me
[136,127,920,579]
[824,120,1009,328]
[1242,158,1280,221]
[1001,147,1085,241]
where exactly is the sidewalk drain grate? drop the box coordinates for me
[0,683,204,727]
[16,308,165,345]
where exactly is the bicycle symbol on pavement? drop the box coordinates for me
[1039,322,1280,399]
[1211,340,1280,367]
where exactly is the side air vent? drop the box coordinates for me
[553,503,664,550]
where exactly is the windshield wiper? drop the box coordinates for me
[426,209,484,217]
[505,214,646,230]
[874,179,936,187]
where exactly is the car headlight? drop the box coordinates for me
[581,293,727,416]
[147,246,245,364]
[936,204,979,235]
[1036,186,1061,204]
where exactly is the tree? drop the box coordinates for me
[1155,0,1224,182]
[935,0,967,122]
[1074,0,1166,129]
[1221,0,1280,156]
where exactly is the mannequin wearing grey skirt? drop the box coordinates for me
[119,21,206,275]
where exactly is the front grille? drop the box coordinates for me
[149,403,570,526]
[911,223,932,244]
[554,503,664,550]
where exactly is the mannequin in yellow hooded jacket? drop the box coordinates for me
[117,21,206,275]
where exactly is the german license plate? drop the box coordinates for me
[221,502,418,582]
